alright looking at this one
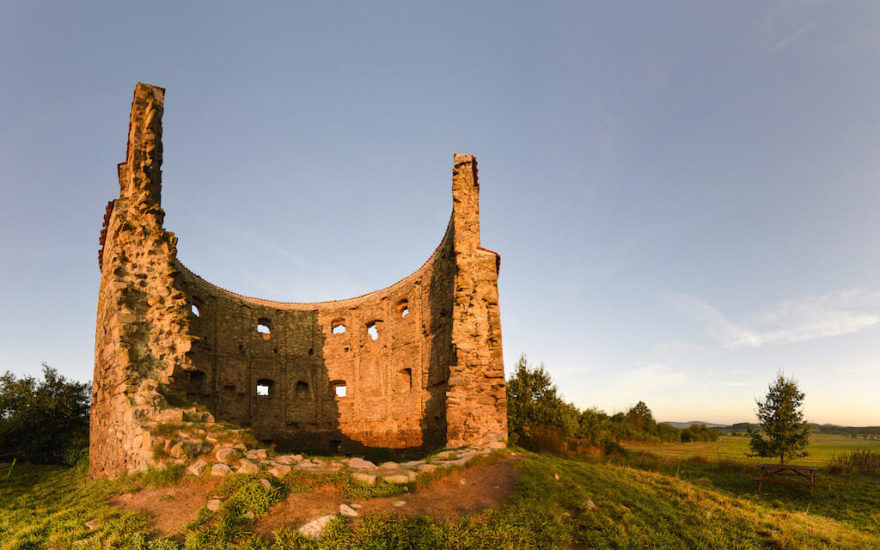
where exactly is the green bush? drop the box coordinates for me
[0,364,90,464]
[681,423,720,442]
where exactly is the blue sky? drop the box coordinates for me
[2,2,879,425]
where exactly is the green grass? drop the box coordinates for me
[2,449,879,549]
[625,433,880,465]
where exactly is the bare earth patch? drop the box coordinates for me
[256,458,521,534]
[111,476,223,536]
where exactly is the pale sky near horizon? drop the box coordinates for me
[2,2,879,426]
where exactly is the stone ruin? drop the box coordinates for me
[89,83,507,478]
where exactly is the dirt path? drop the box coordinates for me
[112,458,521,537]
[256,458,521,534]
[110,476,223,536]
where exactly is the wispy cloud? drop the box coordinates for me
[659,289,880,349]
[769,22,815,54]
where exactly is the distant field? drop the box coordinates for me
[624,434,880,465]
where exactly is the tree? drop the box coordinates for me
[0,364,91,464]
[748,372,811,464]
[625,401,657,437]
[506,354,567,442]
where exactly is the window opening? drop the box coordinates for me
[332,322,347,335]
[257,320,271,340]
[396,368,412,392]
[187,370,206,393]
[296,381,310,400]
[331,381,347,398]
[256,378,274,397]
[367,322,379,341]
[191,304,200,317]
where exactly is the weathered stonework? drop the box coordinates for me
[90,83,506,478]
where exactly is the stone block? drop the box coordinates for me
[237,459,260,474]
[352,472,376,485]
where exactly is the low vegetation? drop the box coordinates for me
[830,448,880,472]
[2,441,880,549]
[507,354,718,454]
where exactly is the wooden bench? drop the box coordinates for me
[755,463,818,495]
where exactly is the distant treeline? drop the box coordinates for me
[507,355,719,454]
[723,423,879,438]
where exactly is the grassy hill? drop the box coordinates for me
[2,441,879,549]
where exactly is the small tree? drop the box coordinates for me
[748,372,811,464]
[506,354,585,452]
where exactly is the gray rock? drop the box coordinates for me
[339,504,359,517]
[352,472,376,485]
[207,498,222,511]
[237,459,260,474]
[246,449,268,460]
[444,457,471,467]
[381,473,411,484]
[268,464,291,477]
[186,458,208,476]
[215,447,238,463]
[432,450,457,460]
[298,515,336,539]
[417,463,438,474]
[211,463,232,476]
[346,457,377,470]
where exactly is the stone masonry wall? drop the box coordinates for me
[90,83,506,478]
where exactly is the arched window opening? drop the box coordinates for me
[331,380,347,398]
[366,321,379,341]
[191,304,200,317]
[257,319,271,340]
[187,370,206,393]
[395,368,412,392]
[295,380,310,400]
[256,378,274,397]
[398,299,409,318]
[332,322,347,335]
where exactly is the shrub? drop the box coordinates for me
[829,448,880,472]
[519,424,570,455]
[0,364,90,464]
[682,424,720,442]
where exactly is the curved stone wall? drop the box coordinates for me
[171,221,456,452]
[90,83,506,477]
